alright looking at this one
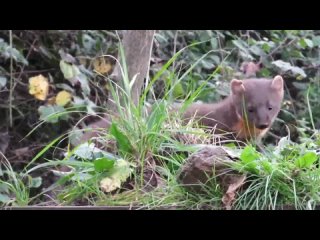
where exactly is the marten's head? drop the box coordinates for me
[230,75,284,130]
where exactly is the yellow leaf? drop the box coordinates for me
[93,57,112,74]
[29,74,49,101]
[55,90,72,106]
[100,177,121,193]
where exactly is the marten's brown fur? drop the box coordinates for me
[182,75,284,142]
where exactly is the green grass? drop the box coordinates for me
[0,155,31,207]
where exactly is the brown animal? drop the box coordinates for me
[182,75,284,142]
[78,75,284,145]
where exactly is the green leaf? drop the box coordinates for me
[210,38,218,49]
[240,145,260,163]
[59,60,80,80]
[312,36,320,47]
[261,43,271,53]
[0,193,10,203]
[201,60,214,69]
[261,160,273,174]
[299,38,314,49]
[82,34,96,52]
[38,105,67,123]
[6,47,28,65]
[29,177,42,188]
[0,183,9,193]
[304,38,314,48]
[232,39,249,53]
[108,159,133,182]
[299,38,307,49]
[295,152,318,168]
[209,55,220,65]
[110,122,133,155]
[260,68,271,77]
[249,45,265,56]
[271,60,306,79]
[240,146,260,172]
[73,142,96,160]
[77,74,90,96]
[172,82,185,98]
[94,157,115,172]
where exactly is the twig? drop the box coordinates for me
[257,37,296,66]
[9,30,13,128]
[12,39,37,90]
[172,30,179,72]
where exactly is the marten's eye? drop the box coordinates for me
[248,108,254,113]
[268,107,273,111]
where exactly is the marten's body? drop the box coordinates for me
[182,76,284,142]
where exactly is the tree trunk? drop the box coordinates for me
[78,30,155,144]
[110,30,155,108]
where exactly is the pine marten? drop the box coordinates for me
[78,75,284,145]
[182,75,284,142]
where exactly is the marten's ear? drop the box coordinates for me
[271,75,283,90]
[231,79,245,95]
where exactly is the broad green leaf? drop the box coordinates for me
[240,145,260,163]
[240,146,260,172]
[261,160,273,174]
[271,60,306,79]
[73,142,96,160]
[0,193,10,203]
[108,159,133,182]
[260,68,271,77]
[29,177,42,188]
[261,43,271,53]
[38,105,67,123]
[172,82,185,98]
[59,60,80,80]
[295,152,318,168]
[312,36,320,47]
[6,46,28,65]
[302,38,314,48]
[94,157,115,172]
[110,122,133,154]
[77,74,90,96]
[299,38,307,49]
[210,38,218,49]
[0,183,9,193]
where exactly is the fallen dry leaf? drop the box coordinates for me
[55,90,72,106]
[100,177,121,193]
[29,74,49,101]
[14,147,30,156]
[222,175,246,210]
[93,57,112,74]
